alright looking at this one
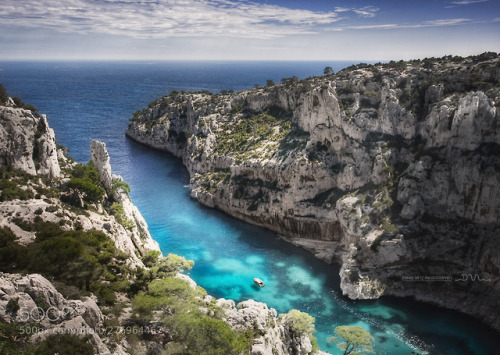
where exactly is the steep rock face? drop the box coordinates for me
[0,102,325,354]
[0,101,322,353]
[217,299,319,355]
[126,54,500,330]
[90,140,160,255]
[0,105,60,178]
[90,140,113,191]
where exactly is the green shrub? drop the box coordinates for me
[133,277,194,316]
[215,108,292,157]
[280,309,318,351]
[281,309,316,337]
[386,60,407,70]
[0,83,8,105]
[382,222,399,234]
[131,252,194,293]
[110,203,135,230]
[0,322,30,354]
[174,314,251,355]
[132,277,252,354]
[112,180,130,194]
[67,178,105,203]
[0,221,131,304]
[95,287,116,306]
[12,97,40,117]
[30,334,94,355]
[0,227,24,270]
[6,298,19,315]
[70,162,99,181]
[0,180,35,201]
[66,161,105,203]
[141,250,161,267]
[152,253,194,275]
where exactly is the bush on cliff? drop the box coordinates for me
[30,334,94,355]
[0,221,131,303]
[131,251,195,292]
[67,177,105,203]
[0,83,8,105]
[110,202,135,230]
[133,277,252,355]
[0,327,94,355]
[0,180,35,202]
[66,162,105,203]
[112,180,131,194]
[280,309,319,351]
[11,97,40,117]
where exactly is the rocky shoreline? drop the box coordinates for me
[126,53,500,331]
[0,99,324,354]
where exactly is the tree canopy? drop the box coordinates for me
[328,325,374,355]
[324,66,334,75]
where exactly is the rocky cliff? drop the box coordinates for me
[0,98,322,354]
[0,101,60,178]
[126,53,500,331]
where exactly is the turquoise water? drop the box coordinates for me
[1,61,498,354]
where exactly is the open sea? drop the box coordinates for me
[1,61,499,354]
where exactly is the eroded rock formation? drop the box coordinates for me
[0,105,60,178]
[126,54,500,331]
[0,99,321,354]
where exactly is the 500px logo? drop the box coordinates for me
[17,303,78,322]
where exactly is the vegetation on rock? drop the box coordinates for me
[67,162,105,203]
[328,325,374,355]
[125,52,500,334]
[0,83,8,105]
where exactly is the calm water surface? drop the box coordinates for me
[1,61,498,354]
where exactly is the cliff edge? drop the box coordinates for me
[126,53,500,331]
[0,96,324,354]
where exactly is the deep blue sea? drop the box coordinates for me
[1,61,499,354]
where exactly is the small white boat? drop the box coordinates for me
[253,278,265,287]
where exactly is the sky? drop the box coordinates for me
[0,0,499,61]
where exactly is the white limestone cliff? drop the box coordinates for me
[126,54,500,331]
[0,105,60,178]
[90,140,160,255]
[0,273,118,354]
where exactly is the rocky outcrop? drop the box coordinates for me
[0,105,60,178]
[90,140,160,255]
[0,97,323,354]
[126,53,500,331]
[217,299,325,355]
[91,140,113,191]
[0,273,115,354]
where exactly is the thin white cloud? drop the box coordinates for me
[352,6,379,18]
[445,0,488,8]
[0,0,375,39]
[333,18,475,31]
[334,5,379,18]
[345,24,398,30]
[421,18,471,26]
[334,7,351,13]
[450,0,488,5]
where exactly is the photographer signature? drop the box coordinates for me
[454,274,492,282]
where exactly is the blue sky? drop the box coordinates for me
[0,0,498,61]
